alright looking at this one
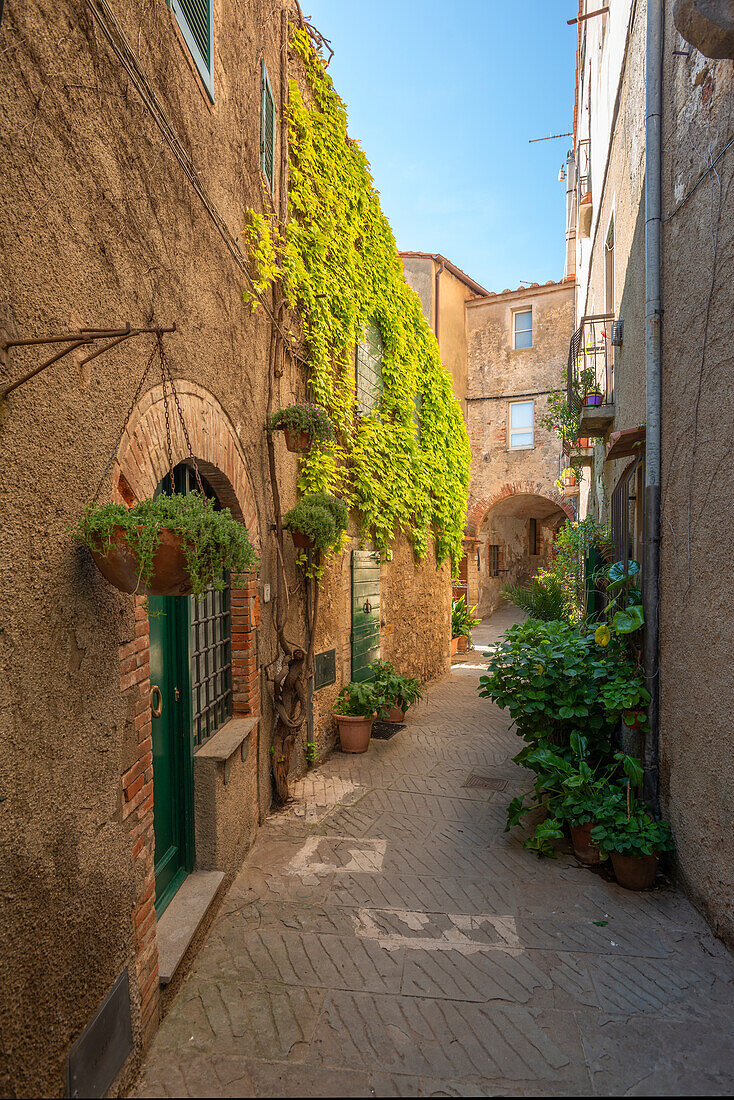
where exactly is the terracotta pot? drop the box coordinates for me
[570,821,603,866]
[386,704,405,723]
[90,526,193,596]
[577,437,590,449]
[611,851,658,891]
[283,426,311,453]
[457,635,469,653]
[584,392,604,407]
[451,636,459,656]
[335,713,374,753]
[563,475,577,487]
[289,529,313,551]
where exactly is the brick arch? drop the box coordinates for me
[112,380,259,546]
[466,480,573,537]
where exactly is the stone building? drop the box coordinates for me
[400,256,576,616]
[565,0,734,946]
[0,3,457,1095]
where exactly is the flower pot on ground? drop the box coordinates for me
[283,492,349,557]
[457,635,469,653]
[77,493,257,599]
[333,680,385,753]
[267,403,336,454]
[569,821,603,866]
[451,596,480,652]
[371,660,423,722]
[451,636,459,656]
[610,851,658,890]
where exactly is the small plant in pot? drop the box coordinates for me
[267,402,336,453]
[283,492,348,553]
[371,659,423,722]
[558,752,643,867]
[591,794,674,890]
[333,680,385,753]
[583,388,604,407]
[555,466,580,491]
[451,596,480,653]
[77,493,257,598]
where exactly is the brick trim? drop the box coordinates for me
[466,481,573,536]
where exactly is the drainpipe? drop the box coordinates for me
[433,256,445,341]
[565,148,578,282]
[643,0,663,814]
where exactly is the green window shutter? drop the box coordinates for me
[355,320,383,416]
[351,551,381,681]
[261,59,275,191]
[170,0,214,101]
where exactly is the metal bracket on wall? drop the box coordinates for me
[0,321,177,404]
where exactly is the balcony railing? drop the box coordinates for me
[567,313,615,415]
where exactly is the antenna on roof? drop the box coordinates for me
[528,132,573,143]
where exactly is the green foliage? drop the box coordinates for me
[246,28,471,569]
[504,573,566,622]
[334,679,385,718]
[77,493,257,599]
[544,517,611,621]
[591,796,674,858]
[267,402,336,442]
[478,619,647,751]
[282,492,348,555]
[242,210,281,300]
[305,741,318,766]
[541,379,581,447]
[371,659,423,711]
[451,596,480,639]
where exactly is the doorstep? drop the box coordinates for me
[156,870,225,985]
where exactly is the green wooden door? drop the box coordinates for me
[149,594,194,916]
[351,550,381,681]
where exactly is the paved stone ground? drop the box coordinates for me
[138,608,734,1096]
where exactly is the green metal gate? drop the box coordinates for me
[351,550,381,681]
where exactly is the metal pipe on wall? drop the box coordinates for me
[643,0,664,814]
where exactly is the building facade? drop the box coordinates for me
[565,0,734,946]
[0,3,456,1095]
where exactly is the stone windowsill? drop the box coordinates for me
[194,716,258,783]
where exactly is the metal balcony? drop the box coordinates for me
[567,314,616,434]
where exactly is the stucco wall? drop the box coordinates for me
[659,30,734,946]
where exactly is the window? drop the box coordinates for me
[171,0,214,101]
[513,308,532,349]
[260,59,275,191]
[508,400,534,449]
[355,320,383,415]
[488,545,501,578]
[529,518,538,556]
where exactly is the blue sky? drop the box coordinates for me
[302,0,576,292]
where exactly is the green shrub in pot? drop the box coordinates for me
[283,492,348,553]
[371,659,423,714]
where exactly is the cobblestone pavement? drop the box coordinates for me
[138,609,734,1096]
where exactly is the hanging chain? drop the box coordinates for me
[159,336,175,495]
[160,347,206,497]
[93,339,159,501]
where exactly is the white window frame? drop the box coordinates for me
[170,0,215,102]
[508,399,535,450]
[513,308,533,350]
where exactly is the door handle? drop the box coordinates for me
[363,599,372,614]
[150,685,162,718]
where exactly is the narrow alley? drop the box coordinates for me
[137,610,734,1098]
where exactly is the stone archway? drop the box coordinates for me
[468,485,571,618]
[110,381,261,1046]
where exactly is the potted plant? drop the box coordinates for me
[555,466,580,493]
[267,402,336,453]
[76,493,257,598]
[283,492,348,553]
[333,679,384,753]
[451,596,480,653]
[558,753,643,866]
[577,437,590,449]
[591,796,674,890]
[371,659,423,722]
[583,388,604,407]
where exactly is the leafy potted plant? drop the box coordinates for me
[77,493,257,598]
[267,402,336,453]
[583,388,604,407]
[333,679,384,753]
[558,752,643,866]
[371,659,423,722]
[283,492,348,552]
[591,794,674,890]
[451,596,480,654]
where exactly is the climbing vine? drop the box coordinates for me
[247,28,470,570]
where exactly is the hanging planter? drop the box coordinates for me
[283,492,348,558]
[267,403,336,453]
[78,494,258,599]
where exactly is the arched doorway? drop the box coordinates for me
[474,492,569,617]
[148,461,235,915]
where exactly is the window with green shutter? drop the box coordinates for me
[261,59,275,191]
[170,0,214,101]
[355,320,383,416]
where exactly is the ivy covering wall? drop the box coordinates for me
[250,28,471,569]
